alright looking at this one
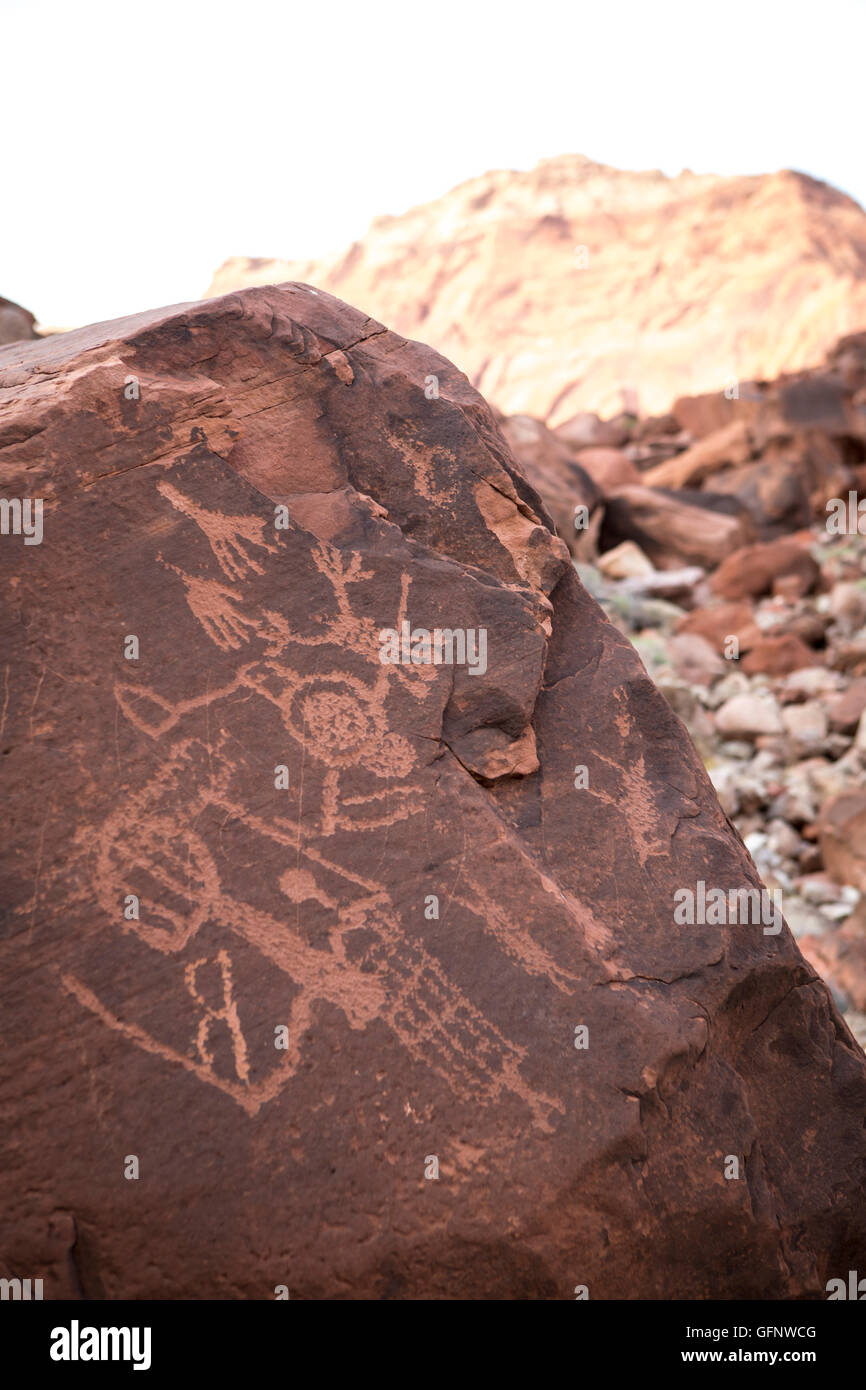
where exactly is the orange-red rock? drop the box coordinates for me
[641,420,753,490]
[711,537,820,600]
[675,601,761,655]
[819,793,866,894]
[827,679,866,733]
[742,634,819,676]
[573,446,642,494]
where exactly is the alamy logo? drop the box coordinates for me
[379,621,488,675]
[673,881,782,934]
[50,1320,152,1371]
[826,492,866,535]
[0,497,43,544]
[826,1270,866,1299]
[0,1277,43,1299]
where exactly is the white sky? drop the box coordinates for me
[4,0,866,327]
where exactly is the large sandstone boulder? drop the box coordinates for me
[1,283,865,1300]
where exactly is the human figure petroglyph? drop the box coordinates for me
[157,480,277,581]
[159,565,261,652]
[60,970,291,1117]
[72,694,574,1127]
[185,949,250,1084]
[156,482,440,696]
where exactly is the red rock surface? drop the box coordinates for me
[819,792,866,894]
[206,155,866,422]
[800,910,866,1015]
[1,284,865,1300]
[573,446,642,495]
[498,414,601,557]
[827,679,866,732]
[741,634,818,676]
[710,537,821,600]
[676,602,762,654]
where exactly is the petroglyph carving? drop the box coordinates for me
[68,480,560,1124]
[157,480,277,580]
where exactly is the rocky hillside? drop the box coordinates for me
[207,154,866,421]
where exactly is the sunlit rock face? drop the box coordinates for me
[208,155,866,422]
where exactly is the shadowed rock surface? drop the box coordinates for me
[1,283,865,1300]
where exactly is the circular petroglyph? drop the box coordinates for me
[285,675,386,769]
[286,674,418,778]
[301,686,372,753]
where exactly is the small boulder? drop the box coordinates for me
[711,537,820,601]
[715,692,785,740]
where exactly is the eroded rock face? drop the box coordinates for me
[498,413,601,558]
[206,155,866,422]
[1,283,865,1301]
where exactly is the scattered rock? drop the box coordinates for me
[827,678,866,733]
[602,486,751,569]
[781,666,844,700]
[620,566,705,603]
[827,582,866,633]
[668,633,726,687]
[642,419,752,490]
[800,921,866,1013]
[715,692,784,739]
[741,634,818,676]
[707,456,811,537]
[597,539,655,580]
[819,792,866,894]
[829,634,866,674]
[676,601,761,655]
[554,410,630,450]
[573,446,642,493]
[781,700,829,746]
[766,819,804,860]
[711,537,820,600]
